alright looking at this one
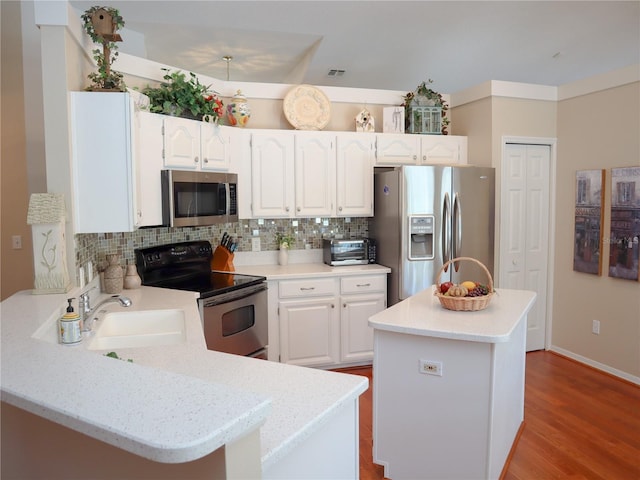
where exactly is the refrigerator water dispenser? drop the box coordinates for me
[408,215,434,260]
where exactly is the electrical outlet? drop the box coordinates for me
[251,237,261,252]
[592,319,600,335]
[12,235,22,249]
[419,359,443,376]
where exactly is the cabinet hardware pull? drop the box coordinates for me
[286,206,290,212]
[297,207,301,212]
[203,158,209,163]
[343,303,346,308]
[338,206,343,211]
[194,156,199,163]
[413,154,417,160]
[331,304,335,308]
[356,283,371,287]
[300,287,315,291]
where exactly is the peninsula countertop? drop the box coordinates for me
[1,278,368,470]
[368,286,537,343]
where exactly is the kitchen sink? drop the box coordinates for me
[87,309,186,350]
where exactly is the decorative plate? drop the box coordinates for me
[283,84,331,130]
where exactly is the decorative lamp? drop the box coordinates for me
[27,193,71,294]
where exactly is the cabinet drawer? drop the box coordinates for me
[340,275,386,294]
[279,277,336,298]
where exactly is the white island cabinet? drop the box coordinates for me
[369,287,536,480]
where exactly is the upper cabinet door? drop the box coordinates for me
[375,134,420,165]
[336,133,374,217]
[294,132,335,217]
[136,112,164,227]
[419,135,468,165]
[251,132,295,218]
[201,123,230,170]
[71,92,137,233]
[163,116,200,169]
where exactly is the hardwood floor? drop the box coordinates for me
[336,351,640,480]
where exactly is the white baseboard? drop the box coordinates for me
[549,346,640,386]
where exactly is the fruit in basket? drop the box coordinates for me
[461,280,477,290]
[439,281,454,294]
[448,285,468,297]
[466,284,491,297]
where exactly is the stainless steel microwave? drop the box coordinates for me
[161,170,238,227]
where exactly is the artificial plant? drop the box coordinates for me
[142,69,224,120]
[81,6,126,91]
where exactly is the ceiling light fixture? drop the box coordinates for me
[223,55,233,81]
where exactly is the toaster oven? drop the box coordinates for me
[323,238,376,266]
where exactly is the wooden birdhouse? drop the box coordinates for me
[90,8,123,42]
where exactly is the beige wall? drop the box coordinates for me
[554,82,640,377]
[1,1,34,300]
[451,97,493,165]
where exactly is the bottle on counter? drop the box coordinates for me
[60,298,82,345]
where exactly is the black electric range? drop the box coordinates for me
[135,240,265,299]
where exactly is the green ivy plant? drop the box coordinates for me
[402,79,450,134]
[141,69,224,121]
[81,6,126,92]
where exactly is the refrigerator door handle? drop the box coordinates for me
[442,192,451,270]
[452,192,462,272]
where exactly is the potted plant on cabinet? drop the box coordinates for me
[141,69,224,122]
[81,6,126,92]
[402,79,450,135]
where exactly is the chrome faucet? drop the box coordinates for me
[80,293,132,332]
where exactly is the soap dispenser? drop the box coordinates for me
[60,298,82,345]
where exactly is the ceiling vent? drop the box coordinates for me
[327,69,345,77]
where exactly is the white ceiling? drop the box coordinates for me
[69,1,640,94]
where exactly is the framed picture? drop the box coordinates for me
[608,166,640,281]
[573,170,605,274]
[382,107,405,133]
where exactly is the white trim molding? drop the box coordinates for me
[550,346,640,386]
[557,64,640,101]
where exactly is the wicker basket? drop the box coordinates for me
[434,257,494,311]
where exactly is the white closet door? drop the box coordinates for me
[501,144,550,351]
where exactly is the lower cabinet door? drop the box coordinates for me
[279,297,339,367]
[340,293,386,363]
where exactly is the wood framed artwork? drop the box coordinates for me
[608,166,640,281]
[573,169,605,274]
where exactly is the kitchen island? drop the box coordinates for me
[369,287,536,480]
[1,278,368,479]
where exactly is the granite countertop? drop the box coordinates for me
[369,286,536,343]
[1,275,368,469]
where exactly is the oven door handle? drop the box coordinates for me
[201,283,267,307]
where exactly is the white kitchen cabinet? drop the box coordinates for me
[246,130,375,219]
[250,131,295,218]
[278,277,340,367]
[294,132,335,217]
[163,116,231,171]
[336,133,375,216]
[376,133,467,165]
[273,271,387,368]
[70,92,163,233]
[339,275,386,363]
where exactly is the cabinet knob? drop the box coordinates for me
[413,155,417,160]
[338,206,343,211]
[297,207,301,212]
[203,158,209,164]
[343,303,346,308]
[194,156,199,164]
[332,304,335,309]
[286,206,290,212]
[423,155,427,161]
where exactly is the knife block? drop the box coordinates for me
[211,246,235,272]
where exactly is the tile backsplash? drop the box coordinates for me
[75,217,369,273]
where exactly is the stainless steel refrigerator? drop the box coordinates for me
[370,165,495,306]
